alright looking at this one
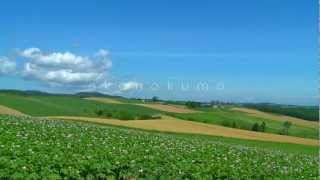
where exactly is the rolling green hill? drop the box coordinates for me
[242,103,318,121]
[168,108,318,139]
[0,90,317,140]
[0,93,160,119]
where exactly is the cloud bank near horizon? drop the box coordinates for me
[0,48,142,93]
[0,57,16,74]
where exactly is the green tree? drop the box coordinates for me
[231,121,237,128]
[279,121,292,135]
[259,122,266,132]
[152,96,159,102]
[251,122,260,131]
[94,109,103,116]
[185,101,201,109]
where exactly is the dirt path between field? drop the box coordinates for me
[232,107,318,129]
[137,103,199,113]
[86,96,198,113]
[45,116,319,146]
[85,97,124,104]
[0,105,25,116]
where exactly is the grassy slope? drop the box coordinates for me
[243,104,318,121]
[1,115,318,178]
[169,108,318,139]
[1,114,317,155]
[122,127,319,155]
[0,93,317,139]
[0,93,159,117]
[0,91,316,154]
[61,117,318,155]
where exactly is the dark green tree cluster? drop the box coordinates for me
[244,104,318,121]
[279,121,292,135]
[185,101,201,109]
[251,122,266,132]
[151,96,159,102]
[94,108,161,120]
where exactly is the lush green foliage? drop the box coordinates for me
[169,109,318,139]
[151,130,318,155]
[94,108,161,120]
[151,96,159,102]
[0,115,318,179]
[250,122,266,132]
[243,104,318,121]
[0,93,159,119]
[185,101,201,109]
[279,121,293,135]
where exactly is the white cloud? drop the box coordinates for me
[20,48,41,57]
[20,48,100,71]
[119,81,143,91]
[0,57,16,74]
[96,49,109,57]
[0,48,144,93]
[20,48,112,86]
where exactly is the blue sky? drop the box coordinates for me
[0,0,317,105]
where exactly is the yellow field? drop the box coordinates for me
[137,103,199,113]
[232,107,318,129]
[0,105,25,116]
[45,116,318,146]
[85,97,123,104]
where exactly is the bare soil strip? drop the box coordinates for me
[45,116,318,146]
[232,107,318,129]
[85,97,198,113]
[85,97,124,104]
[137,103,199,113]
[0,105,25,116]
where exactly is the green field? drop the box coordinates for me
[0,115,318,179]
[0,91,318,179]
[169,109,318,139]
[69,117,318,155]
[243,103,318,121]
[0,93,160,119]
[0,92,318,140]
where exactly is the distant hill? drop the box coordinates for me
[0,89,48,96]
[75,91,123,99]
[74,91,116,97]
[0,89,118,98]
[242,103,318,121]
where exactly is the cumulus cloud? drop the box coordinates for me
[19,48,112,86]
[0,57,16,74]
[96,49,109,57]
[0,47,144,93]
[20,47,41,57]
[119,81,143,91]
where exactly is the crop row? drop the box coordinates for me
[0,115,318,179]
